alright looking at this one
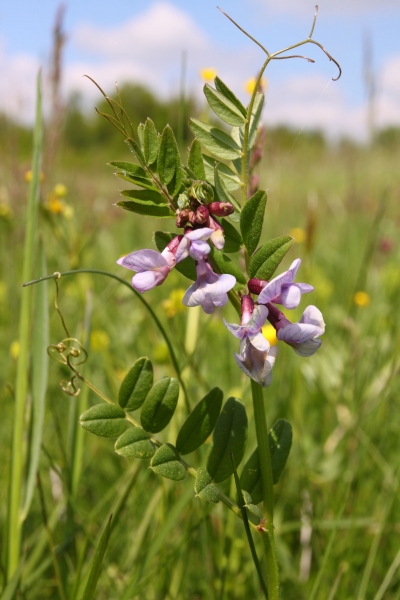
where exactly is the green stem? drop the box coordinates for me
[251,379,280,599]
[24,269,191,413]
[7,73,43,580]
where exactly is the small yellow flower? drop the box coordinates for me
[47,195,65,215]
[25,170,44,182]
[262,324,278,346]
[162,288,187,318]
[53,183,67,197]
[62,204,74,220]
[200,68,217,82]
[90,330,110,352]
[10,340,20,359]
[290,227,306,243]
[244,77,267,95]
[354,291,370,307]
[0,204,12,218]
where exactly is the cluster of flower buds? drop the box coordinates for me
[175,180,234,233]
[224,259,325,387]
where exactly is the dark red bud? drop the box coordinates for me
[193,205,209,224]
[248,278,268,295]
[176,209,190,228]
[208,201,235,217]
[241,294,254,314]
[189,198,200,211]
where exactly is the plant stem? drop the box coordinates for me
[7,72,42,580]
[251,379,280,599]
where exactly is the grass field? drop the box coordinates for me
[1,90,400,599]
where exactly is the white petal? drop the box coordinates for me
[293,338,322,357]
[280,284,301,309]
[185,227,213,241]
[277,322,322,344]
[300,305,325,333]
[132,269,167,292]
[118,249,168,272]
[249,332,270,352]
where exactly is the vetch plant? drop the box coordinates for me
[24,6,340,598]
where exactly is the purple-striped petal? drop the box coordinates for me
[131,268,169,292]
[279,284,302,309]
[117,249,168,271]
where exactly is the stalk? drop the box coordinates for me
[7,72,42,579]
[251,379,280,599]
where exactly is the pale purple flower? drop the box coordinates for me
[235,338,278,388]
[182,259,236,314]
[257,259,313,309]
[268,303,325,357]
[224,295,269,351]
[117,235,186,293]
[277,305,325,356]
[181,227,213,261]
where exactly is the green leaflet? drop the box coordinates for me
[203,155,241,192]
[207,397,248,483]
[126,137,145,167]
[118,357,153,412]
[214,166,241,212]
[244,93,264,149]
[194,469,220,503]
[116,172,157,191]
[79,404,128,439]
[81,514,112,600]
[117,199,174,219]
[176,388,223,455]
[220,218,242,253]
[153,231,197,280]
[188,139,206,180]
[137,123,145,151]
[114,427,155,459]
[189,118,242,161]
[210,248,246,290]
[143,118,159,165]
[249,235,294,280]
[150,443,187,481]
[214,76,247,117]
[120,189,166,205]
[204,83,246,127]
[157,125,179,185]
[240,419,293,504]
[108,161,148,178]
[168,165,185,198]
[240,190,267,256]
[241,490,263,518]
[140,377,179,433]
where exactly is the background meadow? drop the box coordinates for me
[1,1,400,598]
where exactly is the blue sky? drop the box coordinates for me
[1,0,399,138]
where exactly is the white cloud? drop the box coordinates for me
[250,0,400,17]
[0,2,399,139]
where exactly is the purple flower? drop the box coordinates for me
[182,259,236,314]
[234,338,278,388]
[181,227,213,261]
[224,295,269,351]
[117,235,186,293]
[268,303,325,357]
[257,259,313,309]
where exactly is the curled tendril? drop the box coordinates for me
[60,375,81,397]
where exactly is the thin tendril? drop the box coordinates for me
[272,55,315,63]
[217,7,270,57]
[308,5,319,39]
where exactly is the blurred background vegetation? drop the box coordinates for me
[2,10,400,599]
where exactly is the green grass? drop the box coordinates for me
[1,104,400,599]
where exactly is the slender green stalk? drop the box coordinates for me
[23,268,190,410]
[7,72,43,579]
[251,380,280,599]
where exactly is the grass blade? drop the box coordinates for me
[21,240,49,520]
[81,514,113,600]
[231,454,268,599]
[7,70,43,580]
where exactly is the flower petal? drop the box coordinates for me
[223,320,246,339]
[184,228,214,242]
[279,283,302,309]
[292,338,322,357]
[132,268,169,292]
[249,332,270,352]
[288,258,301,280]
[299,305,325,332]
[117,249,168,272]
[257,272,287,304]
[277,322,322,344]
[189,239,211,260]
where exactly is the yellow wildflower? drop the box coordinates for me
[10,340,20,359]
[244,77,267,95]
[53,183,67,197]
[200,68,217,82]
[62,204,74,220]
[47,195,65,214]
[162,288,187,318]
[0,204,12,219]
[25,170,44,182]
[290,227,306,243]
[90,330,110,352]
[354,291,370,307]
[262,324,278,346]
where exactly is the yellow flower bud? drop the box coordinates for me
[354,291,370,307]
[200,68,217,82]
[53,183,67,197]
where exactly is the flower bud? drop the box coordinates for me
[208,201,234,217]
[248,278,268,295]
[193,205,209,224]
[176,209,190,228]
